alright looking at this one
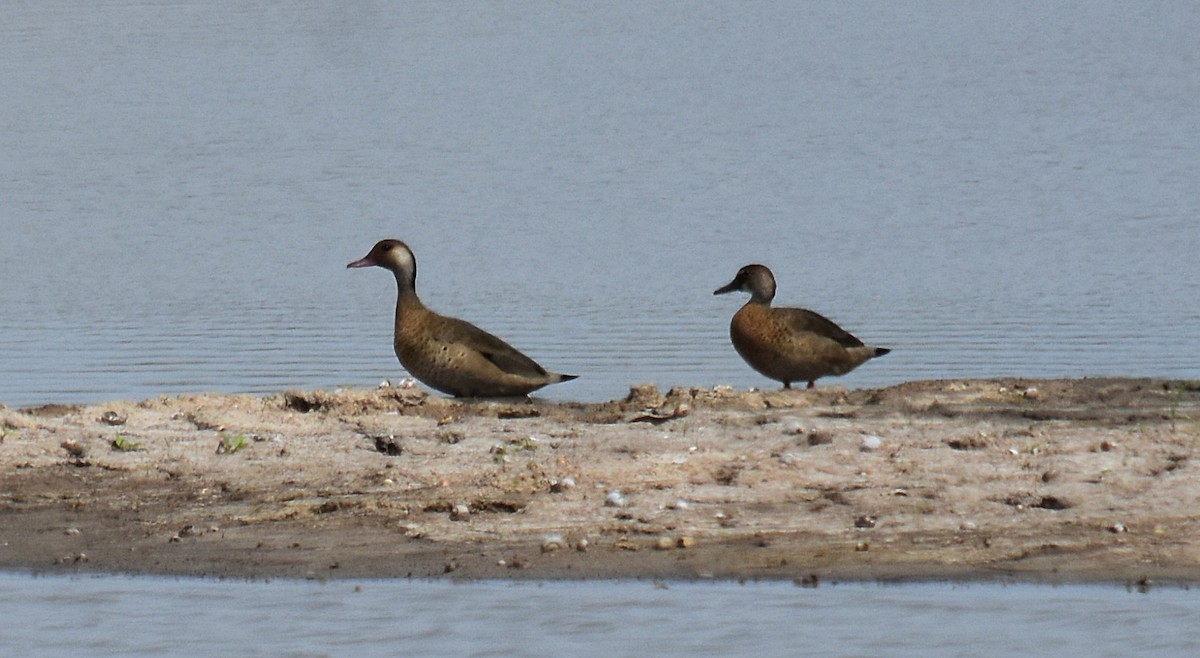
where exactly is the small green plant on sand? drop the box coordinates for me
[490,443,510,465]
[489,435,539,466]
[217,432,249,455]
[515,436,539,452]
[1165,381,1199,434]
[111,433,143,452]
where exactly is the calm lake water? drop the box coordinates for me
[1,574,1198,658]
[2,1,1198,407]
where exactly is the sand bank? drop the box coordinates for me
[2,378,1198,585]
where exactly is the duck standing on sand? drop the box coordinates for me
[714,264,889,390]
[348,239,577,397]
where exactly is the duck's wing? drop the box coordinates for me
[433,316,549,378]
[776,307,865,348]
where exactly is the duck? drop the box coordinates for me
[347,239,577,397]
[714,264,889,389]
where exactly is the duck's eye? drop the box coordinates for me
[382,244,392,252]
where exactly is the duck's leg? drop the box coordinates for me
[783,381,792,390]
[806,380,815,389]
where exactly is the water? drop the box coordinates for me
[2,2,1199,407]
[0,573,1196,657]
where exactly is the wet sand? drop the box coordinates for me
[2,378,1198,584]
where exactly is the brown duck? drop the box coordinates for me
[348,239,577,397]
[714,264,889,389]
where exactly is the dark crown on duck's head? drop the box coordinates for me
[347,239,417,288]
[713,264,776,304]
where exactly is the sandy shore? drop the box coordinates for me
[2,377,1198,584]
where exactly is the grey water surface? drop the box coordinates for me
[1,1,1197,407]
[1,574,1198,658]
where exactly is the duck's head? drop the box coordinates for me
[714,264,776,304]
[347,239,417,288]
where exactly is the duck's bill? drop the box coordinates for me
[713,280,739,295]
[346,256,377,269]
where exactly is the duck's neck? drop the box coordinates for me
[393,275,425,317]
